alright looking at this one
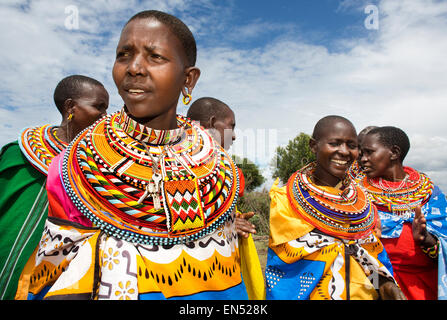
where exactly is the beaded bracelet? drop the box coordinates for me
[421,240,439,259]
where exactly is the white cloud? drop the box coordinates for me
[0,0,446,192]
[191,0,447,191]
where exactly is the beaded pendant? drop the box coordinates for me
[61,108,239,245]
[359,166,433,216]
[286,164,377,240]
[18,124,67,175]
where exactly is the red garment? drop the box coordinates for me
[381,222,438,300]
[237,167,245,197]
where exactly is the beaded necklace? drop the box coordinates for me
[347,160,365,182]
[359,166,433,217]
[286,162,377,240]
[62,108,239,245]
[18,124,67,175]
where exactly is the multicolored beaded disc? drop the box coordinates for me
[61,108,239,245]
[286,164,377,240]
[18,124,67,175]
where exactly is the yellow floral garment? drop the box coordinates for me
[17,215,248,300]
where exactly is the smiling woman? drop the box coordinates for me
[265,115,406,300]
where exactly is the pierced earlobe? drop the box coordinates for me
[182,87,192,106]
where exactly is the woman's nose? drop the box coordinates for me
[127,54,146,76]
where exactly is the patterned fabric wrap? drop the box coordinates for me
[23,216,247,300]
[60,109,239,245]
[360,171,447,299]
[18,125,67,175]
[266,180,396,300]
[266,231,394,300]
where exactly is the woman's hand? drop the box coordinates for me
[412,205,437,248]
[379,280,407,300]
[235,211,257,238]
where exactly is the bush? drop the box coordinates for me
[237,189,270,236]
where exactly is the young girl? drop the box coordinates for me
[17,11,251,300]
[359,126,447,300]
[266,115,405,300]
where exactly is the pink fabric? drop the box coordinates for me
[46,150,93,227]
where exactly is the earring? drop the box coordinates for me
[67,113,73,121]
[182,88,192,105]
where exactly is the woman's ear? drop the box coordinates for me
[208,115,217,130]
[309,137,317,154]
[182,66,201,98]
[64,98,75,119]
[390,145,402,162]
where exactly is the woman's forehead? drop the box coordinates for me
[119,18,178,47]
[318,120,357,140]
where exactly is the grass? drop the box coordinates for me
[253,235,269,274]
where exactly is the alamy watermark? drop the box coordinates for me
[64,5,79,30]
[364,4,379,30]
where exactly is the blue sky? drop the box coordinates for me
[0,0,446,191]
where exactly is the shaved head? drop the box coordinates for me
[187,97,233,128]
[312,115,357,141]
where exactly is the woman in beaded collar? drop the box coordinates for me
[266,115,405,300]
[359,126,447,300]
[16,11,254,300]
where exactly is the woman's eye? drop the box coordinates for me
[150,53,166,61]
[329,142,339,147]
[117,51,129,58]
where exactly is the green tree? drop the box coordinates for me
[232,155,265,191]
[271,132,315,184]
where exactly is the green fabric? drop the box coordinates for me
[0,141,49,300]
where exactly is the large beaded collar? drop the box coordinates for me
[359,166,434,216]
[19,124,67,175]
[286,163,377,240]
[61,108,239,245]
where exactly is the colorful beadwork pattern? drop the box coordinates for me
[61,108,239,245]
[286,165,377,240]
[359,166,434,215]
[18,124,67,175]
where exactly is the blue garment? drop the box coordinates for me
[379,185,447,299]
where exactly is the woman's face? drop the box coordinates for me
[311,120,358,186]
[209,110,236,150]
[360,133,393,179]
[112,18,194,124]
[71,83,109,135]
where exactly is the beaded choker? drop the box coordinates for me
[359,166,434,216]
[118,107,185,145]
[62,108,239,245]
[286,163,377,240]
[18,124,67,175]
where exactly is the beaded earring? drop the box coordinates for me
[182,88,192,105]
